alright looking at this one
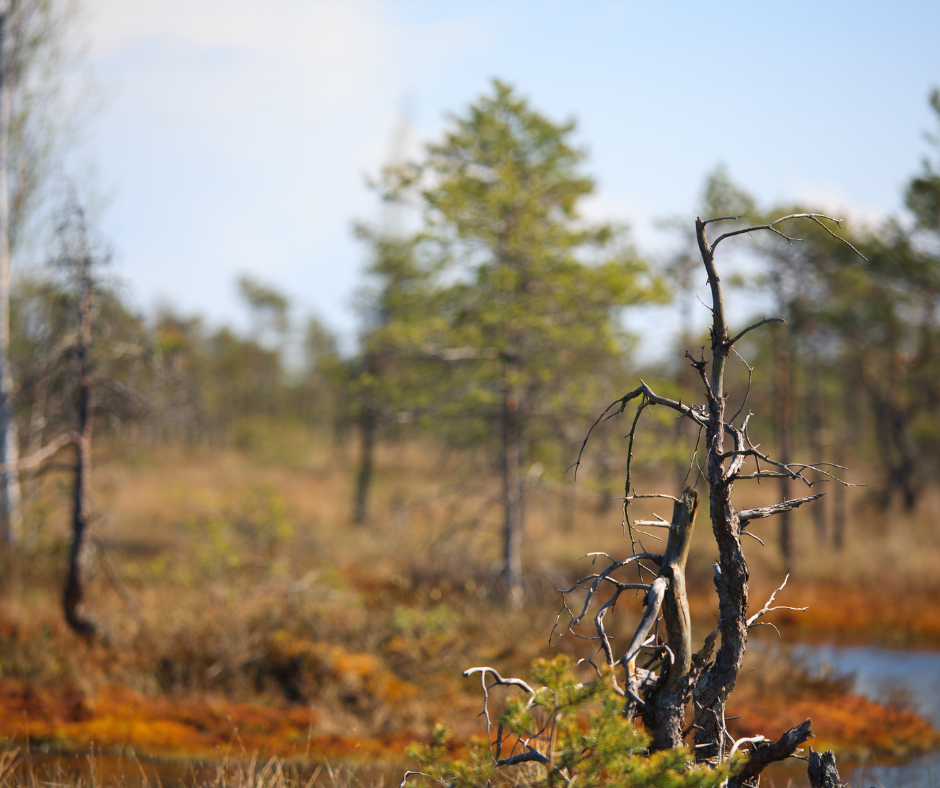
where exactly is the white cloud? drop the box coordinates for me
[91,0,393,91]
[79,0,492,335]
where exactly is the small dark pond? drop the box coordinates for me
[795,643,940,727]
[794,643,940,788]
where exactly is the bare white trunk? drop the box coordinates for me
[0,7,21,546]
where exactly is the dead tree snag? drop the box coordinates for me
[564,213,864,783]
[640,488,700,751]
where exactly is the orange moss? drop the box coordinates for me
[727,674,940,760]
[777,583,940,648]
[686,581,940,648]
[4,441,940,767]
[0,680,421,762]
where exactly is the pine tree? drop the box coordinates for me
[383,80,663,605]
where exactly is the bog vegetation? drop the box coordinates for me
[0,75,939,787]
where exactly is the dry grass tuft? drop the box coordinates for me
[0,435,936,771]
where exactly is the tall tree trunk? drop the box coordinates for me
[559,435,577,532]
[352,403,376,525]
[859,352,921,512]
[63,266,96,639]
[692,219,750,761]
[772,322,792,563]
[833,363,856,551]
[21,389,47,551]
[0,8,21,546]
[867,383,919,511]
[352,351,379,525]
[805,338,827,545]
[832,440,847,550]
[501,371,524,609]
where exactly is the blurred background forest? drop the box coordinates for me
[0,0,938,784]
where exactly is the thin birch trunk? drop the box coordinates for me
[0,7,21,546]
[21,388,47,550]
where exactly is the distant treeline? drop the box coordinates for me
[8,83,940,567]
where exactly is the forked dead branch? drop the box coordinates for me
[410,214,863,788]
[565,215,862,780]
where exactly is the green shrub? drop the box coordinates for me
[405,656,739,788]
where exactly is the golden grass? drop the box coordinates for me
[0,431,937,771]
[0,747,393,787]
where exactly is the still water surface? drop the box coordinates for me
[795,643,940,788]
[796,644,940,727]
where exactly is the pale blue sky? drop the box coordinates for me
[80,0,940,347]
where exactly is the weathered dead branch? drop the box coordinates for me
[738,493,826,523]
[733,718,813,785]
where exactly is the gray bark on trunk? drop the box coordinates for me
[807,747,845,788]
[642,488,699,751]
[692,218,750,761]
[563,213,863,781]
[501,366,524,609]
[352,403,376,525]
[63,260,97,639]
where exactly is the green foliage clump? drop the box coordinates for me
[183,485,293,578]
[406,656,737,788]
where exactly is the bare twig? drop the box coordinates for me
[0,431,78,474]
[463,667,535,743]
[710,213,868,261]
[558,552,659,631]
[495,746,549,767]
[399,771,451,788]
[729,317,785,347]
[683,425,704,487]
[737,493,826,523]
[595,588,624,671]
[729,348,753,424]
[634,516,671,528]
[463,667,534,694]
[729,735,767,761]
[575,379,710,482]
[747,573,807,627]
[615,493,681,503]
[740,530,766,546]
[701,215,744,227]
[571,388,644,479]
[622,399,650,553]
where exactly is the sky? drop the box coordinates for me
[73,0,940,353]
